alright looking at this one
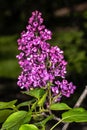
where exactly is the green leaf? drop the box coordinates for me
[62,108,87,122]
[23,111,32,124]
[1,111,29,130]
[35,115,54,130]
[17,99,35,109]
[41,115,54,125]
[0,100,17,109]
[31,101,37,111]
[50,103,71,111]
[0,109,13,123]
[71,107,86,112]
[19,124,39,130]
[29,88,45,99]
[22,88,45,100]
[38,92,47,107]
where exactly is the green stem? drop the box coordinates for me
[50,115,73,130]
[12,105,18,111]
[48,82,52,105]
[50,119,63,130]
[33,109,49,114]
[52,93,61,103]
[49,89,51,105]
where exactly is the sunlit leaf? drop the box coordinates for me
[0,109,13,123]
[1,111,29,130]
[19,124,39,130]
[22,88,45,99]
[50,103,71,110]
[38,92,47,107]
[23,111,32,124]
[31,101,37,111]
[62,108,87,122]
[0,100,17,109]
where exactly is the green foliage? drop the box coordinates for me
[22,88,47,107]
[22,88,45,100]
[1,111,30,130]
[19,124,39,130]
[17,100,35,109]
[0,109,13,123]
[0,100,17,109]
[0,93,87,130]
[62,108,87,122]
[50,103,71,110]
[83,11,87,19]
[0,35,20,78]
[35,115,54,130]
[38,92,47,107]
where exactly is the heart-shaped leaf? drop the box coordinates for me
[62,108,87,122]
[22,88,45,100]
[19,124,39,130]
[1,111,30,130]
[50,103,71,111]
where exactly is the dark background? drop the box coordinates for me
[0,0,87,129]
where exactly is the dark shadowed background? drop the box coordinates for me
[0,0,87,129]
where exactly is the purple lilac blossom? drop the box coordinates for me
[17,10,76,100]
[51,80,76,100]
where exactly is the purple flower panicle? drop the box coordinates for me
[51,80,76,101]
[17,10,76,101]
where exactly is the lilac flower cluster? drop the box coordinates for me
[17,11,76,100]
[51,80,76,101]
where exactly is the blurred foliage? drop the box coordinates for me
[0,35,20,78]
